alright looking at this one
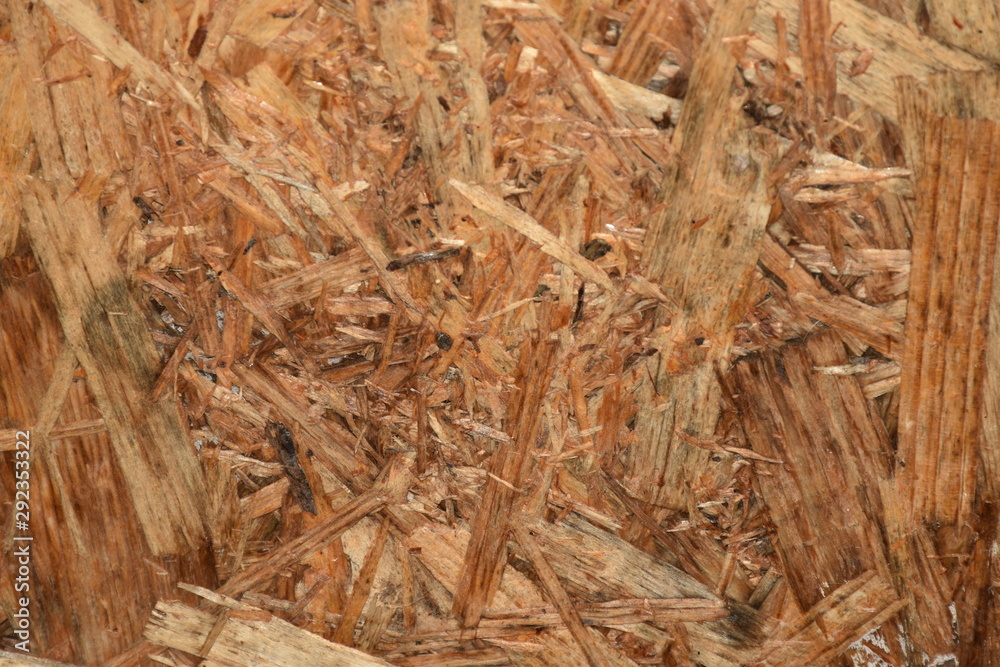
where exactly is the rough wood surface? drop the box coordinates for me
[146,599,393,665]
[895,105,1000,530]
[625,0,772,510]
[757,571,907,666]
[0,652,80,666]
[891,70,1000,663]
[923,0,1000,63]
[3,0,1000,662]
[21,179,213,555]
[725,331,912,662]
[728,332,895,601]
[751,0,990,122]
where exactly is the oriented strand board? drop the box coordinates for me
[3,0,1000,662]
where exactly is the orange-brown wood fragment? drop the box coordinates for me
[758,236,904,356]
[13,0,1000,661]
[230,362,377,488]
[404,524,622,662]
[0,53,32,257]
[603,470,733,591]
[454,0,495,187]
[0,268,215,663]
[453,333,557,627]
[210,261,318,375]
[896,79,1000,531]
[39,0,201,111]
[531,513,772,665]
[980,80,1000,666]
[952,504,1000,664]
[626,0,771,510]
[874,471,955,663]
[512,17,667,171]
[2,8,221,658]
[485,598,728,626]
[450,180,617,293]
[217,455,412,597]
[798,0,835,131]
[922,0,1000,63]
[379,597,728,651]
[750,0,990,124]
[20,180,212,555]
[333,518,391,646]
[145,600,393,665]
[757,571,906,665]
[889,71,1000,662]
[374,0,492,222]
[725,330,909,663]
[608,0,696,89]
[894,74,1000,524]
[512,522,613,667]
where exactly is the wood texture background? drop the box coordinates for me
[1,0,998,663]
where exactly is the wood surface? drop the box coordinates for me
[1,0,999,662]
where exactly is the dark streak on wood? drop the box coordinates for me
[266,422,317,515]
